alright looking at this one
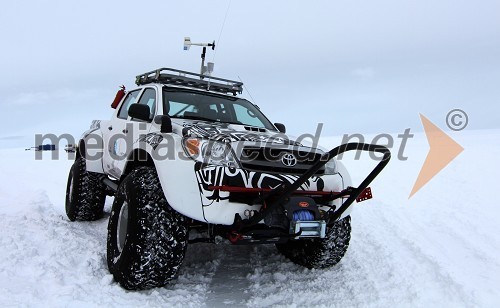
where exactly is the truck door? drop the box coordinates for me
[102,89,142,179]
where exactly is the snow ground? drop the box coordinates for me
[0,130,499,307]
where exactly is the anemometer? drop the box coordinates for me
[183,37,216,77]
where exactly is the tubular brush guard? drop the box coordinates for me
[238,142,391,232]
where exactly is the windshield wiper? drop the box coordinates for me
[171,115,215,122]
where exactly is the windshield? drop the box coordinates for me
[163,88,276,130]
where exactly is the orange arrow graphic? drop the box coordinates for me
[409,114,464,198]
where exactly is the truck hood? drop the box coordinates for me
[171,119,300,145]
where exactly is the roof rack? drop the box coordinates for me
[135,68,243,96]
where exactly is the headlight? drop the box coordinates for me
[183,138,238,168]
[324,159,337,174]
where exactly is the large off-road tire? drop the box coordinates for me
[276,216,351,269]
[65,157,106,221]
[107,167,189,290]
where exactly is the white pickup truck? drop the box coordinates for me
[65,67,390,290]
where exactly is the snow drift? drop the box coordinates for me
[0,130,499,307]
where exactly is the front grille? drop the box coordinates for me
[240,147,325,175]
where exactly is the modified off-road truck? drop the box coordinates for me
[66,48,390,290]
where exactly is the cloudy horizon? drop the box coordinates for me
[1,0,499,149]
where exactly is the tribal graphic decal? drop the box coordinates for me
[90,120,101,130]
[195,165,325,207]
[177,120,301,145]
[82,120,101,138]
[138,133,163,150]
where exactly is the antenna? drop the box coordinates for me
[183,37,216,78]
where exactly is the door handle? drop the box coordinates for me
[108,126,112,130]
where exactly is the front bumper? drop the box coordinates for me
[196,165,345,225]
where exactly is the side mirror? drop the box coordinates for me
[154,115,173,133]
[128,104,151,122]
[274,123,286,133]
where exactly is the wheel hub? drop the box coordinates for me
[68,175,73,203]
[117,202,129,253]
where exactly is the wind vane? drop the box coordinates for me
[183,37,216,77]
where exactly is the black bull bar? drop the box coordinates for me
[237,142,391,232]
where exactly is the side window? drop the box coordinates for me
[233,104,266,127]
[135,88,156,121]
[117,90,140,119]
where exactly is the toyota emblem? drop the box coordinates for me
[281,153,297,167]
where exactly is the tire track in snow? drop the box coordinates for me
[0,194,215,307]
[205,244,253,307]
[240,209,478,307]
[352,204,477,306]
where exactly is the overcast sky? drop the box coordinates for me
[1,0,499,148]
